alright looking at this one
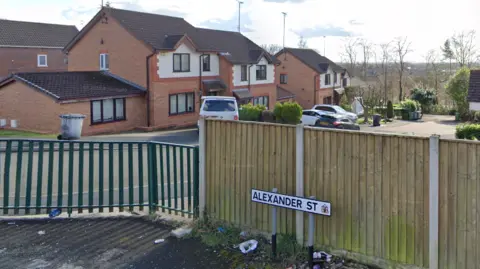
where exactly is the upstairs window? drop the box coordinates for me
[173,53,190,72]
[334,72,337,84]
[241,65,248,81]
[280,74,288,84]
[256,65,267,80]
[37,55,47,67]
[100,53,109,70]
[342,78,348,87]
[202,55,210,71]
[324,74,331,85]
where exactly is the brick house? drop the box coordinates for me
[63,7,278,131]
[0,19,78,78]
[0,72,146,135]
[275,48,350,108]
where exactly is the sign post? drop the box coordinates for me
[271,188,278,258]
[251,188,331,263]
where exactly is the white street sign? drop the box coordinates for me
[251,189,331,216]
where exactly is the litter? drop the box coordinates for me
[49,208,61,218]
[154,239,165,244]
[7,222,15,225]
[313,251,332,262]
[38,231,46,235]
[217,227,225,233]
[238,239,258,254]
[239,231,248,238]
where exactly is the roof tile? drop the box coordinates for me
[0,19,78,47]
[277,48,345,74]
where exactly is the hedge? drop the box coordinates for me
[273,101,302,124]
[456,124,480,140]
[239,104,266,121]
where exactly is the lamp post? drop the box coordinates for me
[282,12,287,59]
[237,0,244,33]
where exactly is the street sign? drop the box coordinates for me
[251,189,331,216]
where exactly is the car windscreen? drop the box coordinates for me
[333,105,347,113]
[202,100,237,112]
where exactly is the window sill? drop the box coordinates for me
[91,118,126,126]
[256,78,267,81]
[169,111,195,117]
[280,82,287,84]
[203,69,211,72]
[173,70,191,73]
[37,65,48,68]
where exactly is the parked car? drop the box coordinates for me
[315,114,360,130]
[312,104,358,122]
[197,96,239,131]
[301,109,333,126]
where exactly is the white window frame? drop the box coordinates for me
[37,54,47,67]
[100,53,109,70]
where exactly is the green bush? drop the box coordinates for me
[456,124,480,140]
[400,99,419,112]
[238,103,266,121]
[474,111,480,123]
[387,101,394,119]
[261,110,275,123]
[430,104,454,115]
[273,101,302,124]
[339,95,352,112]
[410,88,436,112]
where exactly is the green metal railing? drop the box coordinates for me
[0,139,199,217]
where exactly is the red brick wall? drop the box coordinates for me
[0,81,146,135]
[0,47,68,78]
[67,13,152,88]
[276,52,334,108]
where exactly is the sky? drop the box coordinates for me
[1,0,480,62]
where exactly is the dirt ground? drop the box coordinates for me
[0,217,230,269]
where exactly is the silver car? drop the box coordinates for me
[312,104,358,122]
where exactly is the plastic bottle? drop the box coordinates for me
[49,208,61,218]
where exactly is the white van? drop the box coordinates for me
[197,96,239,130]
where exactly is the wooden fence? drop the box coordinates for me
[203,119,480,269]
[205,120,296,234]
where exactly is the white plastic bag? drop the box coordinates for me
[238,239,258,254]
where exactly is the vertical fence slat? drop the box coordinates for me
[98,143,104,212]
[173,146,178,215]
[187,148,191,215]
[147,143,154,213]
[159,145,166,212]
[88,143,94,213]
[137,143,144,211]
[78,143,84,214]
[46,142,54,212]
[67,143,74,215]
[118,143,124,212]
[24,141,34,215]
[14,141,24,215]
[151,144,158,211]
[166,145,171,214]
[35,141,44,214]
[193,146,199,218]
[3,141,12,214]
[108,143,114,212]
[180,147,185,216]
[128,143,134,212]
[57,142,64,209]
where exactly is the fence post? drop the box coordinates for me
[429,134,440,269]
[295,124,304,245]
[198,118,206,218]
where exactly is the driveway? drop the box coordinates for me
[84,129,199,145]
[360,114,458,138]
[0,217,230,269]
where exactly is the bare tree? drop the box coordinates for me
[340,37,358,76]
[378,42,393,108]
[451,30,477,67]
[298,36,307,49]
[393,36,412,101]
[425,49,443,92]
[358,39,373,81]
[351,84,383,122]
[440,39,454,75]
[261,44,282,55]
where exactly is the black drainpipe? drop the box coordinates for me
[248,64,254,102]
[313,74,318,106]
[146,51,156,127]
[199,53,208,97]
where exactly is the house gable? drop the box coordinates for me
[66,11,152,87]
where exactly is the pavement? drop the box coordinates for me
[358,114,458,138]
[0,217,231,269]
[83,129,199,145]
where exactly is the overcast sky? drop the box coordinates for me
[1,0,480,62]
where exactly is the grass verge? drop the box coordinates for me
[0,129,57,138]
[189,218,307,269]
